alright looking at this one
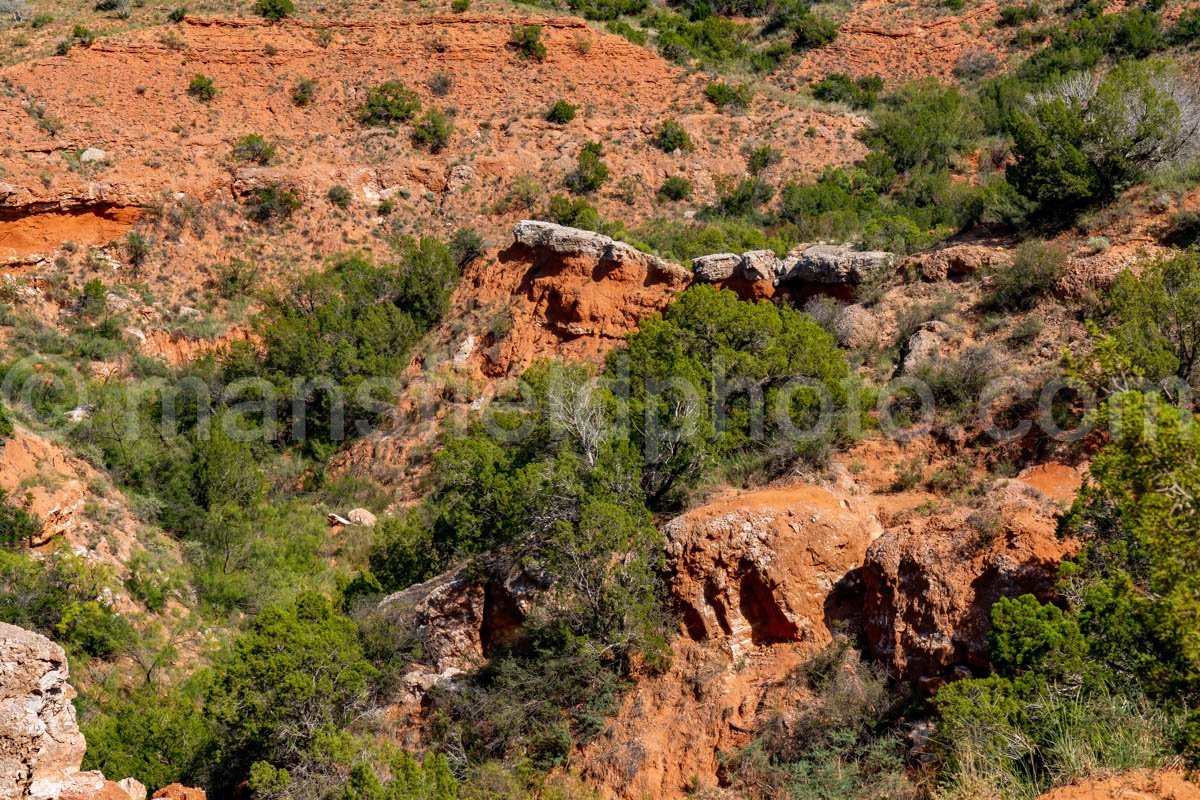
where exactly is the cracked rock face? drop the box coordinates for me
[0,622,87,800]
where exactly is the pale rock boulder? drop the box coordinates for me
[691,252,741,282]
[513,220,690,282]
[0,622,86,800]
[782,243,893,285]
[739,249,779,282]
[898,320,952,375]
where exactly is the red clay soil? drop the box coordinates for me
[1036,770,1200,800]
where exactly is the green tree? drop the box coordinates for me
[357,81,421,127]
[565,141,609,194]
[1105,249,1200,385]
[1007,60,1197,210]
[866,79,980,172]
[206,593,378,791]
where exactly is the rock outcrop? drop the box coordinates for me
[512,221,691,284]
[691,243,894,292]
[0,623,86,800]
[860,472,1079,683]
[579,482,883,799]
[0,623,164,800]
[378,557,546,676]
[780,243,894,285]
[906,243,1008,282]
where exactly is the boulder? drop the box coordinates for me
[152,786,207,800]
[907,244,1007,282]
[691,252,741,282]
[118,779,147,800]
[378,557,546,673]
[829,303,880,349]
[739,249,779,282]
[0,623,86,800]
[512,220,690,283]
[898,320,951,375]
[346,508,377,527]
[665,483,883,659]
[78,149,108,165]
[861,478,1077,681]
[781,243,893,285]
[0,623,193,800]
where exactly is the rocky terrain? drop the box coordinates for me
[1,0,1199,796]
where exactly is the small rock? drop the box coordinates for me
[446,164,476,193]
[120,778,148,800]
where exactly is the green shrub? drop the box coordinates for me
[746,144,781,175]
[547,195,601,229]
[450,227,485,267]
[812,72,882,108]
[125,232,151,268]
[866,79,980,172]
[252,0,293,22]
[998,2,1042,26]
[781,8,839,49]
[656,175,693,202]
[509,24,547,61]
[545,99,577,124]
[187,73,216,102]
[412,108,453,152]
[245,183,301,223]
[356,81,420,127]
[1104,249,1200,383]
[1007,60,1194,211]
[654,118,694,153]
[451,0,469,10]
[290,77,316,107]
[606,19,646,45]
[983,239,1066,311]
[704,80,753,111]
[326,185,352,208]
[0,490,39,549]
[565,141,609,194]
[31,11,53,26]
[167,6,186,21]
[1175,7,1200,42]
[230,133,275,165]
[205,593,377,793]
[712,175,773,216]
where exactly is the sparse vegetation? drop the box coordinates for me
[509,24,547,61]
[657,174,693,202]
[326,185,352,208]
[252,0,294,22]
[412,108,453,152]
[230,134,276,165]
[704,80,753,110]
[654,118,694,153]
[290,77,316,107]
[565,141,609,194]
[356,81,421,126]
[187,74,216,102]
[545,99,577,124]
